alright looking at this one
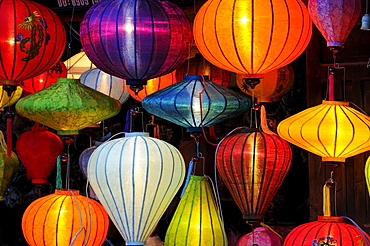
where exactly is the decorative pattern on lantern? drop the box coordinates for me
[236,66,294,103]
[64,51,96,79]
[0,0,66,85]
[0,85,23,111]
[0,131,19,201]
[16,124,63,183]
[80,68,130,104]
[15,78,121,135]
[193,0,312,81]
[142,75,250,132]
[21,60,67,93]
[216,128,292,224]
[277,100,370,165]
[165,175,227,246]
[308,0,361,51]
[80,0,192,91]
[88,132,185,245]
[22,189,109,246]
[127,70,177,102]
[237,227,283,246]
[283,216,370,245]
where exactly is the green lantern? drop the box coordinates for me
[0,131,19,201]
[165,175,227,246]
[16,78,121,135]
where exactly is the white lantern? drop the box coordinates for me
[88,132,185,245]
[64,51,96,79]
[80,68,130,104]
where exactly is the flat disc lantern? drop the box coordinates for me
[80,0,193,92]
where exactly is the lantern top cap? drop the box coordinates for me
[254,227,269,232]
[56,78,80,83]
[125,132,150,138]
[55,189,80,196]
[318,216,344,223]
[190,175,207,181]
[322,100,349,106]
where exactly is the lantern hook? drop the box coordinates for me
[129,107,144,132]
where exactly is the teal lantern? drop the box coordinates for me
[142,75,250,132]
[16,78,121,135]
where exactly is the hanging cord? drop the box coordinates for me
[129,107,144,132]
[341,216,370,246]
[66,144,71,190]
[56,155,62,190]
[68,190,87,246]
[260,222,284,241]
[206,175,224,220]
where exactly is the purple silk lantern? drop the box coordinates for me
[308,0,361,52]
[80,0,193,92]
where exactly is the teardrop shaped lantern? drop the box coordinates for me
[80,0,192,91]
[165,175,227,246]
[0,85,23,111]
[236,66,295,103]
[16,124,63,183]
[0,0,66,86]
[80,68,130,104]
[277,100,370,166]
[22,189,109,246]
[308,0,361,52]
[64,51,96,79]
[88,132,185,245]
[216,128,292,224]
[142,75,250,132]
[283,216,370,246]
[237,227,283,246]
[21,60,67,93]
[193,0,312,82]
[15,78,121,135]
[364,156,370,196]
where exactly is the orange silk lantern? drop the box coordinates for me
[22,189,109,246]
[193,0,312,83]
[128,70,177,102]
[236,66,294,103]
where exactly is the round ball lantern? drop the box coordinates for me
[80,68,130,104]
[0,85,23,111]
[16,125,63,183]
[216,129,292,224]
[283,216,370,245]
[0,0,66,86]
[308,0,361,52]
[88,132,185,245]
[193,0,312,82]
[237,65,294,103]
[80,0,193,91]
[22,189,109,246]
[237,227,283,246]
[21,60,67,93]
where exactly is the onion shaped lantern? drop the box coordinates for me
[88,132,185,245]
[215,128,292,225]
[193,0,312,82]
[0,0,66,86]
[165,175,227,246]
[16,124,63,183]
[80,68,130,104]
[21,60,67,93]
[277,100,370,166]
[0,85,22,111]
[15,78,121,135]
[142,75,250,132]
[22,189,109,246]
[237,227,283,246]
[283,216,370,246]
[308,0,361,52]
[80,0,193,91]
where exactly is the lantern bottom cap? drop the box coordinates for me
[0,80,21,86]
[57,130,79,135]
[126,241,146,245]
[322,157,346,163]
[32,179,48,183]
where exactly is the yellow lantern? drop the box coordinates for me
[278,100,370,165]
[165,175,227,246]
[0,85,22,111]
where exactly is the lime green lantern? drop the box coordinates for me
[15,78,121,135]
[165,175,227,246]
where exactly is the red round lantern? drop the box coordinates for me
[0,0,66,85]
[237,227,283,246]
[22,189,109,246]
[215,129,292,224]
[21,60,67,93]
[284,216,370,246]
[16,124,63,183]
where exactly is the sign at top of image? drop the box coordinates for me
[56,0,100,8]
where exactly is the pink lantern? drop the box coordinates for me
[237,227,283,246]
[308,0,361,51]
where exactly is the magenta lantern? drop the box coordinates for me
[308,0,361,51]
[80,0,193,91]
[237,227,283,246]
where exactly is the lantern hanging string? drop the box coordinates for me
[341,216,370,246]
[5,96,12,156]
[68,189,88,246]
[56,155,62,190]
[260,222,284,241]
[206,175,225,222]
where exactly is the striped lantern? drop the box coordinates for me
[165,175,227,246]
[22,189,109,246]
[277,100,370,165]
[216,129,292,224]
[88,132,185,245]
[80,68,130,104]
[142,75,250,132]
[283,216,370,246]
[193,0,312,81]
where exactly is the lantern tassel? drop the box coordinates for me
[6,117,12,156]
[323,182,331,216]
[56,155,62,190]
[328,68,335,101]
[180,160,194,198]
